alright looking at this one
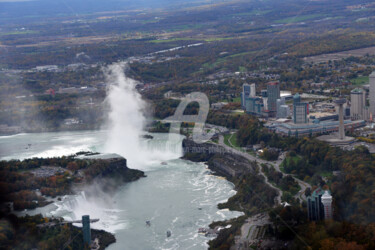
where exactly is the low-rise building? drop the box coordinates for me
[267,119,366,137]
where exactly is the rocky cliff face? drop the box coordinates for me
[98,157,145,182]
[83,157,146,193]
[182,139,255,179]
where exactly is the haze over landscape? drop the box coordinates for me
[1,0,375,249]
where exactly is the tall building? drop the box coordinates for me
[293,92,301,104]
[276,98,284,118]
[293,94,308,124]
[261,90,268,110]
[350,88,365,120]
[245,96,263,115]
[280,105,290,119]
[363,90,367,108]
[363,106,370,121]
[344,105,351,120]
[369,71,375,118]
[321,191,333,220]
[277,98,290,118]
[250,83,256,97]
[241,84,251,108]
[267,82,280,114]
[307,188,327,221]
[82,215,91,246]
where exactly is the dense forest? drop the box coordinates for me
[222,113,375,249]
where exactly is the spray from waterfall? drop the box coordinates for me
[103,62,182,169]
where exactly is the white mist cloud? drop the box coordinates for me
[102,62,183,170]
[102,62,147,168]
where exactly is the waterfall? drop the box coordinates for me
[102,63,183,169]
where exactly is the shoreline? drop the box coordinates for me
[181,138,278,249]
[0,120,166,137]
[2,131,263,249]
[0,154,145,249]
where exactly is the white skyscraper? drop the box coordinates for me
[369,71,375,119]
[250,83,256,97]
[350,88,365,120]
[321,191,333,220]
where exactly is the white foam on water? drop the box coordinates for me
[50,191,128,233]
[31,145,91,159]
[0,133,27,139]
[0,63,244,249]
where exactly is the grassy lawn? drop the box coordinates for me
[318,171,333,178]
[224,133,241,149]
[279,165,286,173]
[148,38,200,43]
[234,10,271,17]
[275,14,325,24]
[223,134,231,146]
[201,57,227,70]
[350,76,369,86]
[204,37,235,42]
[0,30,39,36]
[232,97,241,103]
[239,66,247,72]
[150,36,236,43]
[229,133,239,147]
[280,155,302,173]
[229,51,255,58]
[285,155,301,165]
[200,51,255,71]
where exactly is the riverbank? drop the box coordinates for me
[182,138,278,249]
[1,154,145,212]
[0,119,168,137]
[0,154,145,249]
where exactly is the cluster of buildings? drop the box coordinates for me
[240,78,372,139]
[44,86,99,96]
[241,82,290,118]
[57,86,98,94]
[307,188,333,221]
[241,82,311,123]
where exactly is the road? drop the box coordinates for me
[271,152,311,202]
[217,134,312,249]
[218,134,311,204]
[218,135,282,205]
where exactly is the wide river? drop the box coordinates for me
[0,130,242,250]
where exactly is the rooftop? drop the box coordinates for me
[309,188,325,198]
[351,88,364,93]
[334,99,346,105]
[321,190,332,199]
[267,81,279,86]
